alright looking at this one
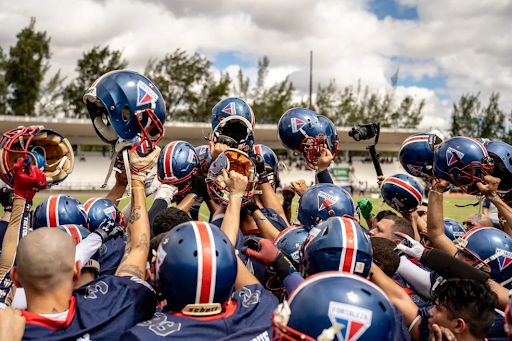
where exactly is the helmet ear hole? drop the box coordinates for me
[193,251,198,257]
[122,106,130,122]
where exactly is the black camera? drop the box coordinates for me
[348,122,380,142]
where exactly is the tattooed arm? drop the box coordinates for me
[115,179,150,279]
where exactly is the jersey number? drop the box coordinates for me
[84,281,109,299]
[139,313,181,336]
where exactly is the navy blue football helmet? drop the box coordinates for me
[443,218,465,241]
[455,227,512,286]
[206,149,257,207]
[56,224,100,275]
[211,97,255,131]
[157,141,198,197]
[381,174,423,212]
[195,145,213,177]
[278,108,337,169]
[274,225,309,269]
[485,141,512,198]
[317,114,339,156]
[0,126,74,186]
[399,133,441,178]
[301,217,373,278]
[297,183,356,230]
[211,115,255,155]
[83,70,166,149]
[156,221,237,315]
[253,144,280,191]
[83,197,124,231]
[272,272,395,341]
[32,195,87,229]
[433,136,493,195]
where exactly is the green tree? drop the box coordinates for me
[232,68,249,99]
[0,46,8,115]
[5,17,51,116]
[64,45,128,118]
[189,73,231,122]
[37,70,67,116]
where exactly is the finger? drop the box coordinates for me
[475,182,485,191]
[441,329,453,341]
[208,139,215,151]
[395,244,408,253]
[240,246,248,255]
[14,309,22,316]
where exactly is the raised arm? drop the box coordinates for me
[115,147,160,279]
[105,170,128,206]
[245,201,279,241]
[219,169,247,246]
[426,180,457,254]
[477,175,512,236]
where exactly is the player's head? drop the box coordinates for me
[417,202,428,223]
[461,214,494,231]
[433,136,493,195]
[399,133,441,178]
[153,207,192,236]
[83,70,166,149]
[381,174,423,212]
[13,228,79,294]
[156,221,237,315]
[429,279,497,339]
[297,183,356,230]
[371,237,400,278]
[272,272,395,340]
[278,108,336,169]
[369,215,413,245]
[253,144,281,191]
[443,218,466,240]
[32,194,87,229]
[454,227,512,285]
[157,141,198,196]
[206,148,257,207]
[301,217,373,278]
[195,145,213,177]
[83,197,124,231]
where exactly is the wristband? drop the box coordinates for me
[0,216,9,219]
[188,193,198,199]
[283,201,291,206]
[255,216,266,223]
[489,194,498,201]
[230,194,244,200]
[431,190,443,195]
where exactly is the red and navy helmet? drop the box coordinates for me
[485,141,512,197]
[211,97,255,131]
[253,144,280,191]
[195,145,213,177]
[206,149,257,207]
[443,218,465,241]
[0,126,74,186]
[83,197,124,231]
[157,141,198,196]
[32,195,87,229]
[274,225,309,269]
[381,174,423,212]
[83,70,166,150]
[455,227,512,286]
[297,183,357,230]
[211,115,255,155]
[399,133,441,178]
[56,224,100,275]
[433,137,493,195]
[272,272,395,341]
[156,221,237,315]
[301,217,373,278]
[316,114,339,159]
[278,108,336,169]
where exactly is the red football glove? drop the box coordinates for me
[13,158,47,201]
[241,237,280,266]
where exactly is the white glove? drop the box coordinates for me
[144,167,160,196]
[395,232,425,260]
[154,184,178,207]
[129,146,161,183]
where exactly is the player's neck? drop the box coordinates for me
[25,286,73,315]
[456,331,482,341]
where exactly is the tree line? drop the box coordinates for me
[1,17,510,138]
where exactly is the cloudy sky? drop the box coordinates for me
[1,0,511,131]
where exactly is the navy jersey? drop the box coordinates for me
[211,217,247,264]
[22,275,157,341]
[260,208,287,232]
[392,304,411,341]
[0,220,8,257]
[99,233,127,276]
[121,284,278,341]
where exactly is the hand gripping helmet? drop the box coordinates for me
[274,225,309,269]
[316,114,339,158]
[381,174,423,212]
[206,149,257,207]
[297,183,356,230]
[211,115,255,155]
[484,141,512,198]
[253,144,280,191]
[0,126,74,186]
[83,197,124,231]
[278,108,334,169]
[56,224,100,275]
[211,97,255,131]
[272,272,395,341]
[32,195,87,229]
[301,217,373,278]
[157,141,198,196]
[399,133,442,178]
[443,218,466,241]
[433,136,493,195]
[195,145,213,177]
[83,70,166,149]
[454,226,512,286]
[156,221,237,315]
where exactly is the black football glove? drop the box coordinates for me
[0,188,14,212]
[93,218,124,244]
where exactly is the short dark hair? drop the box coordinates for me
[153,207,192,236]
[382,215,414,238]
[436,279,498,338]
[148,233,167,264]
[376,210,397,222]
[371,237,399,277]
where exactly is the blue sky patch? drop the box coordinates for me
[212,51,253,70]
[369,0,419,21]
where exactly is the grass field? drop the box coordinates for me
[1,193,482,229]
